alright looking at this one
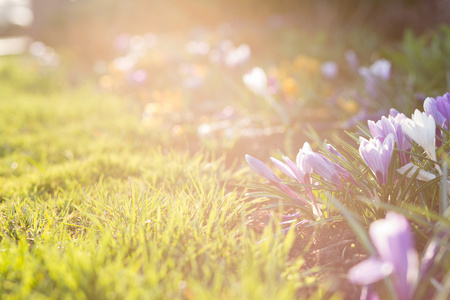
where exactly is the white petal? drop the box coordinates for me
[397,163,436,182]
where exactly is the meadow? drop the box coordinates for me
[1,2,450,299]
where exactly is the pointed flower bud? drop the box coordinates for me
[246,154,281,184]
[246,155,310,204]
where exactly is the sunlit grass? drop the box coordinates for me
[0,84,337,299]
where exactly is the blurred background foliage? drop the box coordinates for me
[2,0,450,159]
[30,0,450,63]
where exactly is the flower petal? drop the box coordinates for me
[270,157,296,180]
[246,155,281,183]
[397,163,436,182]
[348,257,393,285]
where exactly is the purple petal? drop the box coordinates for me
[390,108,400,117]
[369,212,418,300]
[368,116,396,141]
[270,157,296,180]
[304,152,340,186]
[424,97,446,129]
[246,155,281,183]
[283,156,307,183]
[348,257,392,285]
[435,93,450,121]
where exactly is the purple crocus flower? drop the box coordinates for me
[245,155,310,206]
[359,134,395,186]
[426,92,450,126]
[388,114,412,166]
[270,143,322,217]
[348,212,419,300]
[270,156,306,184]
[368,114,412,166]
[424,93,450,148]
[424,97,446,129]
[303,150,356,188]
[321,61,338,79]
[368,116,395,139]
[359,59,391,97]
[435,93,450,122]
[270,142,313,185]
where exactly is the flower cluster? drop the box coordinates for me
[247,91,450,206]
[245,92,450,298]
[246,141,359,219]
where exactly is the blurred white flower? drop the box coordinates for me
[113,55,136,72]
[359,59,391,97]
[243,67,268,96]
[218,40,233,52]
[371,59,391,80]
[185,40,210,55]
[225,43,251,68]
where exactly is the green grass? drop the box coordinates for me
[0,79,335,299]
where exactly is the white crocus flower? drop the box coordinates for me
[242,67,268,96]
[401,110,437,163]
[243,67,289,124]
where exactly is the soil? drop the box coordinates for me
[293,221,366,299]
[247,212,367,299]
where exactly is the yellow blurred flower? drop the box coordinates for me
[171,125,185,136]
[337,97,359,114]
[282,77,298,97]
